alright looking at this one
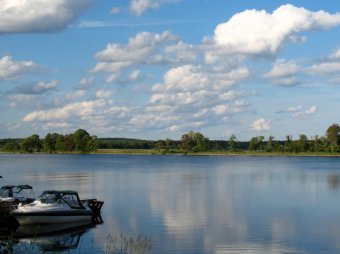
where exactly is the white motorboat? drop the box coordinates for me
[12,190,103,225]
[0,185,35,213]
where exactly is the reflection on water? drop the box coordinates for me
[0,220,152,254]
[0,220,97,253]
[1,155,340,253]
[328,174,340,189]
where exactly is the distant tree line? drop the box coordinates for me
[0,123,339,154]
[0,129,97,153]
[152,123,340,154]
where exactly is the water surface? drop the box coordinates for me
[1,154,340,253]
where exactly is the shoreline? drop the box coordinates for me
[1,149,340,157]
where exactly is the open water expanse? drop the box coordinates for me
[1,154,340,253]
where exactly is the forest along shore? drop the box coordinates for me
[0,124,340,156]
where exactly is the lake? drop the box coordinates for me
[1,154,340,253]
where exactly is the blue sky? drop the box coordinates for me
[0,0,339,141]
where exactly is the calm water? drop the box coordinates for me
[1,154,340,253]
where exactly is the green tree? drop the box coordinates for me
[64,134,75,151]
[180,131,209,153]
[3,140,20,153]
[73,129,97,153]
[55,135,66,151]
[155,140,166,152]
[20,134,42,153]
[326,124,340,152]
[297,134,309,152]
[265,135,274,152]
[248,136,264,151]
[326,124,340,145]
[228,134,238,152]
[43,133,59,153]
[87,135,98,152]
[284,135,293,153]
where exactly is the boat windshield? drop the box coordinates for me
[38,192,60,204]
[0,185,34,200]
[0,189,12,198]
[0,186,14,198]
[37,191,83,208]
[60,193,83,208]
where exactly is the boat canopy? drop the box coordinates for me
[42,190,79,196]
[1,185,32,190]
[38,190,84,209]
[0,185,34,199]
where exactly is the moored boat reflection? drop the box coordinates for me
[0,217,103,253]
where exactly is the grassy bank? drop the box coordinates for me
[1,148,339,157]
[93,149,340,157]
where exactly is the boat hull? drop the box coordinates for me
[13,210,93,225]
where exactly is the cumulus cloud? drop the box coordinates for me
[22,99,106,122]
[287,105,303,113]
[214,4,340,55]
[78,76,94,88]
[264,60,301,79]
[129,0,179,16]
[151,65,249,93]
[139,64,250,132]
[309,62,340,74]
[0,0,92,34]
[292,105,317,118]
[42,122,72,130]
[21,97,135,135]
[93,31,179,83]
[278,105,317,118]
[9,94,37,108]
[0,55,40,81]
[303,49,340,84]
[65,90,86,100]
[9,80,58,95]
[251,118,271,131]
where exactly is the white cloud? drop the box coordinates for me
[78,76,94,88]
[270,77,300,87]
[22,99,106,122]
[308,62,340,75]
[329,49,340,60]
[0,0,91,34]
[214,4,340,55]
[42,122,72,130]
[93,31,178,83]
[128,70,140,81]
[10,80,58,95]
[213,105,231,115]
[9,94,36,108]
[287,105,303,113]
[293,105,317,118]
[96,89,114,99]
[129,0,179,16]
[264,60,301,78]
[152,65,249,93]
[280,105,317,118]
[302,49,340,85]
[141,64,251,133]
[65,90,86,100]
[0,55,40,81]
[251,118,271,131]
